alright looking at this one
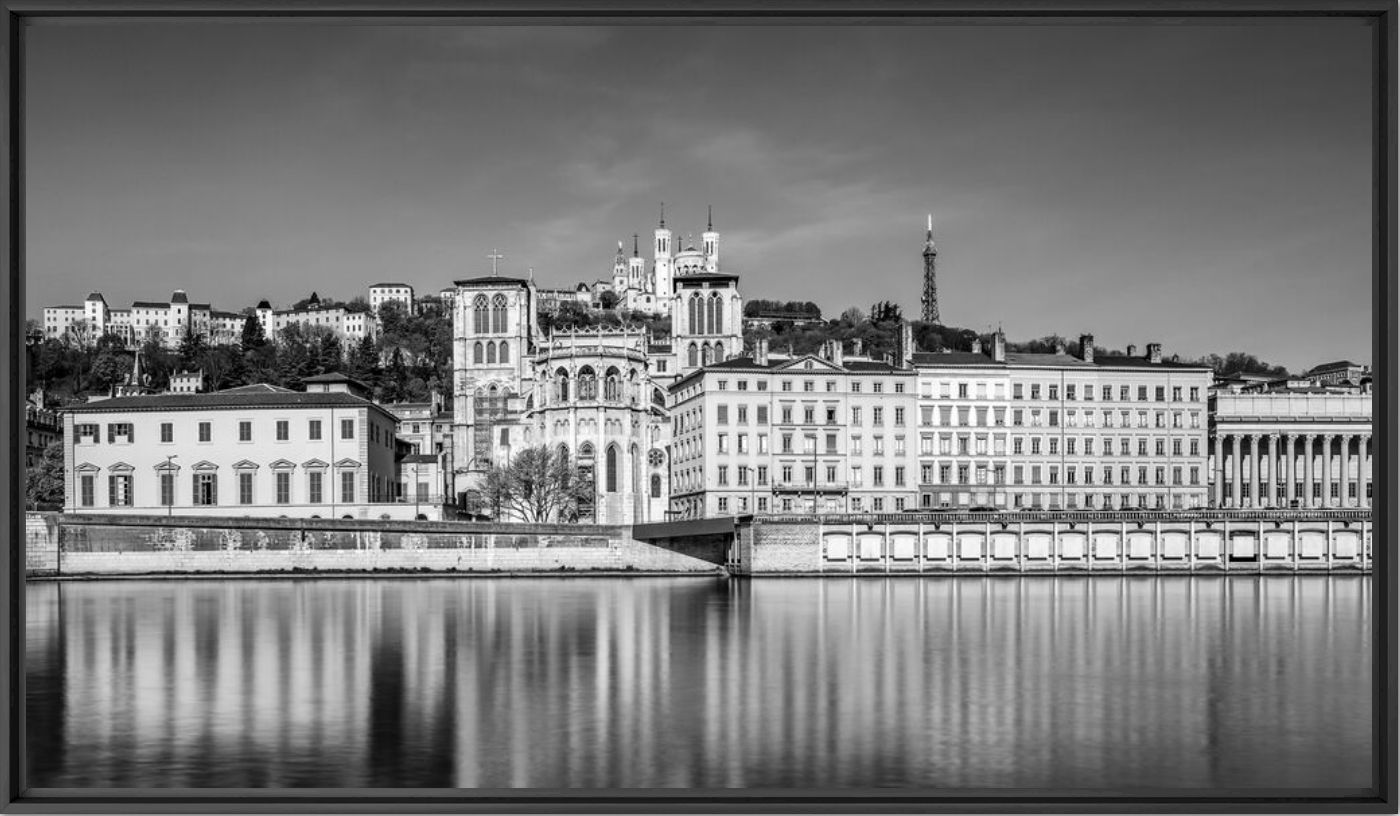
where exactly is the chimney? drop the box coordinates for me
[852,338,863,356]
[829,339,844,368]
[1079,333,1095,364]
[1126,344,1136,357]
[1054,338,1066,356]
[971,337,983,355]
[899,321,915,369]
[1147,342,1162,364]
[755,337,769,366]
[992,329,1006,363]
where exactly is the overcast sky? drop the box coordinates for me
[25,20,1373,372]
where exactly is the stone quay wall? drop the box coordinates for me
[25,513,720,577]
[732,510,1374,575]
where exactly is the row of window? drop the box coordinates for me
[1220,482,1371,499]
[75,418,362,444]
[698,432,1206,460]
[78,471,360,508]
[701,404,1203,431]
[714,379,908,394]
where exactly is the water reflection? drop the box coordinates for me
[26,576,1372,790]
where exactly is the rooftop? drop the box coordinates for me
[65,384,393,417]
[454,276,531,287]
[371,282,412,288]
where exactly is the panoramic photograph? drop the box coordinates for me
[19,17,1376,800]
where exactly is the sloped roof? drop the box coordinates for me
[169,291,189,304]
[65,389,389,415]
[371,282,412,288]
[1305,360,1361,374]
[454,276,530,287]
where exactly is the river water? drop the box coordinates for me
[25,575,1372,791]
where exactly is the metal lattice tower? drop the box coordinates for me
[921,214,940,324]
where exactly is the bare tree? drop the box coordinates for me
[469,445,592,523]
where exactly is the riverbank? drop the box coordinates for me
[25,512,723,578]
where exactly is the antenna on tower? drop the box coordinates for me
[708,205,713,231]
[633,234,639,256]
[659,201,665,228]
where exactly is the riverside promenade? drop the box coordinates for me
[27,509,1371,578]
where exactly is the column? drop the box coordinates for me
[1339,434,1353,508]
[1320,434,1335,507]
[1213,435,1225,508]
[1284,434,1296,506]
[1247,434,1261,508]
[1361,434,1372,508]
[1265,434,1278,508]
[1302,434,1315,508]
[1231,434,1243,509]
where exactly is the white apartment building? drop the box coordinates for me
[63,381,405,519]
[42,290,243,349]
[913,334,1214,512]
[668,338,919,519]
[254,293,374,344]
[369,283,416,315]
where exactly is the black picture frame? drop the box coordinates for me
[1,1,1394,812]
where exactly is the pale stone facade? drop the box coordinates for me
[668,339,918,520]
[369,282,416,315]
[1210,391,1372,509]
[63,383,404,518]
[43,290,243,349]
[913,335,1214,512]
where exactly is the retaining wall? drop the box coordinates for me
[25,513,720,577]
[734,512,1374,575]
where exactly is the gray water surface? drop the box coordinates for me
[25,575,1373,791]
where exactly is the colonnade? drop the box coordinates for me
[1213,432,1372,509]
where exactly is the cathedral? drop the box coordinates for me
[449,206,744,524]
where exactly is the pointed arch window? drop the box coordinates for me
[498,341,509,364]
[473,341,484,364]
[701,343,713,367]
[556,368,570,402]
[486,342,497,365]
[491,294,508,333]
[687,343,698,368]
[711,292,724,334]
[689,293,702,335]
[579,367,597,400]
[604,367,620,402]
[473,295,489,334]
[605,445,619,493]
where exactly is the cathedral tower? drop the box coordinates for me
[921,214,940,325]
[652,203,674,301]
[702,206,719,273]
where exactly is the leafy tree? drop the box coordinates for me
[598,290,619,310]
[240,314,266,349]
[26,441,65,509]
[177,331,209,372]
[89,350,131,392]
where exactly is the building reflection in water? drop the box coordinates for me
[25,576,1371,790]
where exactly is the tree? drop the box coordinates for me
[26,441,65,509]
[177,331,209,372]
[89,350,131,393]
[240,314,266,349]
[470,445,593,523]
[598,290,619,310]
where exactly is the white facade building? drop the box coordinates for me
[369,283,416,315]
[913,335,1214,512]
[1211,390,1372,509]
[63,382,406,519]
[43,290,242,349]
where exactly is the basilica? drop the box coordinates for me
[449,208,743,524]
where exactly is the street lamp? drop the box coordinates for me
[164,454,178,517]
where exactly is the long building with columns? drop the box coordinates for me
[1210,391,1373,509]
